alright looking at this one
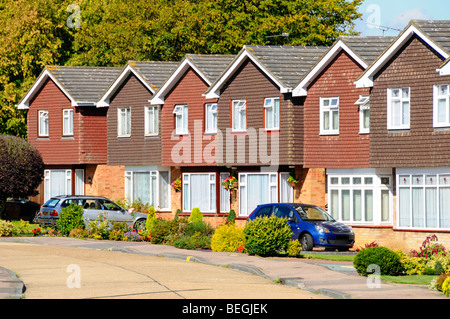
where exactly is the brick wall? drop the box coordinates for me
[85,164,125,201]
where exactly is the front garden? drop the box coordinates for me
[353,235,450,297]
[1,202,449,297]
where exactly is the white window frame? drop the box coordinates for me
[280,172,293,203]
[238,172,278,217]
[387,88,410,130]
[220,173,230,212]
[38,110,49,137]
[264,97,279,130]
[62,109,73,136]
[43,169,72,202]
[433,84,450,128]
[182,173,216,213]
[356,95,370,134]
[232,100,247,132]
[124,169,171,211]
[205,103,218,134]
[145,106,159,136]
[327,170,393,225]
[117,107,131,137]
[320,97,339,135]
[174,104,188,135]
[397,168,450,230]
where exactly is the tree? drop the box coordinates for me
[0,135,44,219]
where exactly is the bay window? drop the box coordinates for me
[125,169,170,210]
[239,172,278,217]
[397,169,450,229]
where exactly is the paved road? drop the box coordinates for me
[0,236,447,300]
[0,239,325,299]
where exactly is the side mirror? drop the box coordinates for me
[287,216,297,223]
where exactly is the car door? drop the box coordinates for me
[97,198,131,225]
[81,198,103,223]
[273,204,301,240]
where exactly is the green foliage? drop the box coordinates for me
[87,213,109,239]
[145,206,157,232]
[56,203,85,236]
[69,228,88,239]
[443,277,450,297]
[211,224,245,252]
[226,209,236,225]
[243,216,292,256]
[108,222,130,241]
[287,240,302,257]
[173,219,214,249]
[0,219,14,236]
[188,207,203,223]
[354,246,405,276]
[150,218,180,244]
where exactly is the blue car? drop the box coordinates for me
[247,203,355,251]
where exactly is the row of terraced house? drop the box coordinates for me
[18,20,450,250]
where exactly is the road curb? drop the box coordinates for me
[0,266,26,299]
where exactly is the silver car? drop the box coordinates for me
[37,195,147,230]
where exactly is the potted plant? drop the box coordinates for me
[171,178,181,192]
[287,175,299,187]
[221,175,238,191]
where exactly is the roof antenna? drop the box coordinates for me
[266,33,289,43]
[366,23,402,36]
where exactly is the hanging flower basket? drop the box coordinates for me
[287,176,299,187]
[171,178,181,192]
[221,175,238,191]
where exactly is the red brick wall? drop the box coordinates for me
[304,50,370,168]
[161,68,218,167]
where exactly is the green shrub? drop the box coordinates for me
[354,246,405,276]
[395,250,426,275]
[188,207,203,223]
[0,219,14,236]
[226,209,236,225]
[56,203,85,236]
[435,273,450,291]
[287,240,302,257]
[87,213,109,239]
[150,218,179,244]
[173,232,211,250]
[145,206,157,231]
[243,216,292,256]
[211,224,245,252]
[108,222,130,241]
[69,228,88,239]
[443,277,450,297]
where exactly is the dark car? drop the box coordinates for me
[247,203,354,251]
[0,199,41,222]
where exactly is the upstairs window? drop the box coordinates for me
[264,97,279,130]
[320,97,339,135]
[205,103,217,133]
[38,110,49,137]
[173,105,188,135]
[63,109,73,136]
[117,107,131,137]
[387,88,410,130]
[434,84,450,127]
[356,95,370,134]
[232,100,246,132]
[145,106,159,136]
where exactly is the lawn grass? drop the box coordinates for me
[381,275,437,286]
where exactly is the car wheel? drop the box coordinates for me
[300,233,314,251]
[133,219,146,231]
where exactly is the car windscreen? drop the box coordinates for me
[294,205,335,222]
[42,198,60,208]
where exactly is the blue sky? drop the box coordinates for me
[354,0,449,36]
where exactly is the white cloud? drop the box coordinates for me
[389,8,433,28]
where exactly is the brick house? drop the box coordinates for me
[356,20,450,250]
[97,60,179,210]
[292,36,395,248]
[17,66,121,204]
[205,45,328,222]
[150,54,235,222]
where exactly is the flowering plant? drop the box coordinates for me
[221,175,238,191]
[287,176,298,185]
[123,230,141,242]
[32,227,41,236]
[171,178,181,192]
[411,234,446,258]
